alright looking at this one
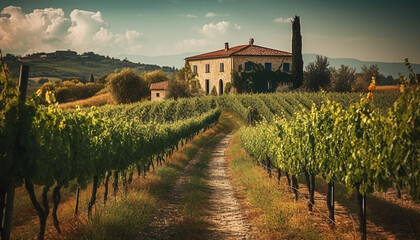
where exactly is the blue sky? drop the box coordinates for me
[1,0,419,63]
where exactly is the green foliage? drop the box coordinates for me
[38,78,48,85]
[352,64,379,92]
[3,52,175,81]
[224,82,232,94]
[210,86,218,96]
[292,15,304,89]
[239,88,419,199]
[175,63,200,95]
[141,70,170,86]
[232,63,291,93]
[107,68,148,104]
[166,79,191,100]
[330,64,356,92]
[303,55,331,91]
[38,80,104,103]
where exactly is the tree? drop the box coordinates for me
[141,70,170,86]
[175,63,200,94]
[106,68,148,104]
[303,55,331,91]
[330,64,356,92]
[96,74,108,84]
[166,78,191,100]
[352,64,379,92]
[90,73,94,83]
[292,15,304,89]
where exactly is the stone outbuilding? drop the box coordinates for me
[185,38,292,95]
[150,81,168,101]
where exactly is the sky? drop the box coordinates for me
[1,0,420,64]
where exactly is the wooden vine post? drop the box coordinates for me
[2,65,29,240]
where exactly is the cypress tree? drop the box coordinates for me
[292,15,303,89]
[90,73,94,83]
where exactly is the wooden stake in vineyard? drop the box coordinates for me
[1,64,30,240]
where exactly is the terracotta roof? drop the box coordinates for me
[150,81,168,90]
[185,44,291,61]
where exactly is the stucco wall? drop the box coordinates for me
[187,55,292,95]
[188,57,232,95]
[151,90,166,101]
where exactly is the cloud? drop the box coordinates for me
[274,17,293,23]
[0,6,144,56]
[205,12,228,18]
[205,12,217,18]
[176,38,211,48]
[199,21,241,38]
[179,14,197,18]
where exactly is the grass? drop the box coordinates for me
[305,175,420,239]
[155,112,238,237]
[375,85,399,93]
[171,112,238,239]
[226,131,344,240]
[173,136,223,239]
[59,92,114,109]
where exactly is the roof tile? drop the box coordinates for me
[150,81,168,90]
[185,44,291,61]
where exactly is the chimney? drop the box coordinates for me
[249,38,254,45]
[224,42,229,51]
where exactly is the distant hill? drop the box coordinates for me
[4,51,176,82]
[5,50,418,81]
[120,52,419,79]
[118,52,199,69]
[303,54,420,78]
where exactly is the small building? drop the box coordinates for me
[150,81,168,101]
[185,38,292,95]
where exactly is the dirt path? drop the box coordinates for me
[202,135,255,240]
[138,148,204,240]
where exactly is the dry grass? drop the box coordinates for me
[375,85,399,93]
[226,131,346,240]
[59,93,115,109]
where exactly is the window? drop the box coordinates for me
[220,63,224,72]
[265,62,272,71]
[205,79,210,95]
[243,80,249,89]
[219,79,223,95]
[283,63,290,72]
[238,64,243,71]
[193,65,197,74]
[245,61,252,71]
[205,64,210,73]
[156,92,160,97]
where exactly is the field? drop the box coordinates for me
[1,90,419,240]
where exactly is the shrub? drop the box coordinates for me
[210,86,218,96]
[38,81,104,103]
[225,82,232,94]
[166,79,191,100]
[106,68,148,104]
[38,78,49,85]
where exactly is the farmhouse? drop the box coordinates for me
[150,81,168,101]
[185,38,292,95]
